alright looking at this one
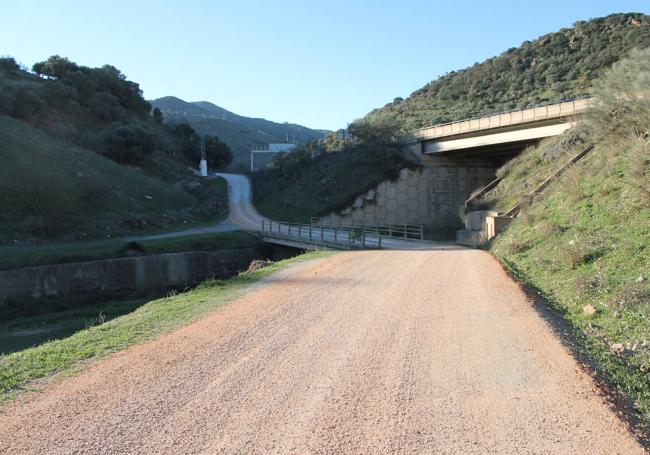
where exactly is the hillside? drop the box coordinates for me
[365,13,650,131]
[485,49,650,424]
[0,116,227,243]
[255,13,650,227]
[0,55,237,177]
[252,142,418,223]
[151,96,327,170]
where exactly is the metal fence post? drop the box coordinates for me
[309,224,312,240]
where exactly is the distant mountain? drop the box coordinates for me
[151,96,328,169]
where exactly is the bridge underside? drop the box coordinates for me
[321,116,581,236]
[422,121,574,157]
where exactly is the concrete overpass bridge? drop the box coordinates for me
[404,98,591,159]
[319,98,592,232]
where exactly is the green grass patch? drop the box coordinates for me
[0,251,332,399]
[0,116,228,243]
[0,299,146,355]
[490,135,650,425]
[0,231,258,271]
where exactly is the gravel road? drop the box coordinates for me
[0,249,645,453]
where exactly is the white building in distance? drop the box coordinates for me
[250,143,297,172]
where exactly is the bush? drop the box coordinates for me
[204,135,233,168]
[582,47,650,141]
[11,88,43,120]
[0,57,19,75]
[91,92,123,122]
[100,123,156,165]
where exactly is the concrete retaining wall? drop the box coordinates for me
[319,155,496,228]
[0,249,258,306]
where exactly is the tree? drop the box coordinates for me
[32,55,79,78]
[100,123,156,165]
[171,122,200,160]
[204,135,233,168]
[0,57,19,75]
[152,107,163,125]
[347,117,400,144]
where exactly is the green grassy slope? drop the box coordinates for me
[0,116,227,243]
[471,132,583,212]
[366,13,650,130]
[252,146,419,223]
[487,50,650,424]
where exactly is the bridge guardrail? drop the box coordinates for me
[407,97,592,142]
[261,220,382,249]
[311,218,424,240]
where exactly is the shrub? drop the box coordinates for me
[611,281,650,312]
[582,47,650,141]
[100,123,156,165]
[506,238,533,254]
[0,57,19,75]
[11,87,43,120]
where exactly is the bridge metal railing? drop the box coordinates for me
[408,97,592,142]
[261,220,382,249]
[311,217,424,240]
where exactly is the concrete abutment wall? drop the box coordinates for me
[319,155,497,230]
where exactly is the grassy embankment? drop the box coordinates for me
[253,146,418,223]
[0,251,331,398]
[0,116,228,243]
[485,49,650,425]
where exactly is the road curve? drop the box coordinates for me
[0,250,644,453]
[216,172,441,250]
[215,172,268,230]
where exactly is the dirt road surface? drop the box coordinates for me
[0,249,645,453]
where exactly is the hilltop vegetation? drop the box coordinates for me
[0,56,233,243]
[0,56,232,172]
[487,48,650,424]
[0,116,227,243]
[151,96,327,169]
[366,13,650,130]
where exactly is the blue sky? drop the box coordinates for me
[2,1,649,130]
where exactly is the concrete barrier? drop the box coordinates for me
[0,249,258,313]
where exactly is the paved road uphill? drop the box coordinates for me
[0,249,644,453]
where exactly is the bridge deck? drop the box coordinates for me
[408,98,591,143]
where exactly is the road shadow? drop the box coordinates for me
[500,261,650,449]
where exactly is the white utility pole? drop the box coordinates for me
[200,135,208,177]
